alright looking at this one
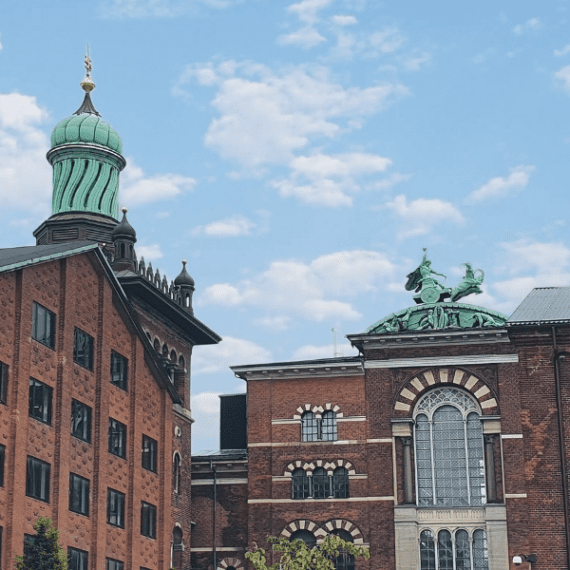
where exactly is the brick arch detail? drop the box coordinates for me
[293,403,344,420]
[283,459,356,477]
[217,557,244,570]
[393,368,498,416]
[322,519,364,545]
[281,519,327,541]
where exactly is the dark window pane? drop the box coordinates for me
[312,467,330,499]
[330,530,354,570]
[0,361,8,404]
[68,547,88,570]
[473,529,489,570]
[111,351,128,390]
[0,444,5,487]
[455,529,471,570]
[109,419,126,458]
[321,410,337,441]
[420,530,436,570]
[107,489,125,528]
[74,328,94,370]
[107,558,124,570]
[69,473,90,516]
[290,530,316,548]
[333,467,349,498]
[26,456,50,502]
[438,529,454,570]
[302,412,318,442]
[71,400,92,443]
[32,302,55,349]
[173,453,181,494]
[142,435,157,472]
[141,502,157,538]
[292,468,310,499]
[29,378,52,424]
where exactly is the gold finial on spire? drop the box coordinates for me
[80,45,96,93]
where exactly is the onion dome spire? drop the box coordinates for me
[175,260,195,314]
[112,207,137,272]
[34,50,127,246]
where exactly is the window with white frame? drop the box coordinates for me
[420,528,489,570]
[301,411,337,442]
[414,387,486,507]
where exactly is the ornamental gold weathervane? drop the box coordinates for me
[74,46,101,116]
[364,250,506,334]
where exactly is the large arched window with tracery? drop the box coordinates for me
[414,387,486,507]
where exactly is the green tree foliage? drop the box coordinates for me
[245,535,370,570]
[16,517,68,570]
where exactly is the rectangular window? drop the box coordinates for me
[29,378,52,424]
[71,400,92,443]
[141,502,156,539]
[110,351,128,391]
[107,558,124,570]
[32,302,55,349]
[68,547,88,570]
[109,419,126,458]
[142,435,157,473]
[0,444,5,487]
[0,360,8,404]
[69,473,90,516]
[24,534,34,559]
[26,456,50,502]
[107,489,125,528]
[73,328,94,371]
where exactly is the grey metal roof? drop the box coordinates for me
[0,241,99,273]
[192,448,248,460]
[507,287,570,325]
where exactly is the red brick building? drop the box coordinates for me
[192,278,570,570]
[0,71,220,570]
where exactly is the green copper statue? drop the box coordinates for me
[363,250,506,334]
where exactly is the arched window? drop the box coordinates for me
[290,529,316,549]
[173,453,181,494]
[414,387,486,507]
[162,344,169,357]
[292,468,310,499]
[178,356,185,371]
[321,411,337,441]
[332,467,349,498]
[330,529,354,570]
[153,339,160,352]
[301,412,318,442]
[312,467,330,499]
[170,349,177,363]
[419,528,489,570]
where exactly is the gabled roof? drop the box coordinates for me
[508,287,570,325]
[0,241,99,273]
[0,241,182,404]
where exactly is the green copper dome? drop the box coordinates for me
[47,85,126,219]
[51,113,123,153]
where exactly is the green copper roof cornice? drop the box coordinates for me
[47,143,126,218]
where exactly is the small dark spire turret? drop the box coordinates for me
[175,260,195,314]
[112,208,137,272]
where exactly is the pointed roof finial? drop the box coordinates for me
[75,46,100,116]
[80,45,96,94]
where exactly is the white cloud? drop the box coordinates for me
[273,151,392,207]
[120,160,196,206]
[466,165,534,204]
[512,18,541,35]
[369,26,406,54]
[0,93,51,215]
[288,0,332,24]
[192,215,255,237]
[0,33,3,50]
[253,316,292,330]
[192,391,223,414]
[136,244,163,260]
[555,65,570,94]
[291,342,358,360]
[277,27,327,48]
[176,61,405,168]
[99,0,239,18]
[386,195,464,239]
[200,249,398,322]
[332,15,357,26]
[492,240,570,309]
[554,44,570,57]
[192,336,272,374]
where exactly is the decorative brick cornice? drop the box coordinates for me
[232,359,363,381]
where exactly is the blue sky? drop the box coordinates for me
[2,0,570,451]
